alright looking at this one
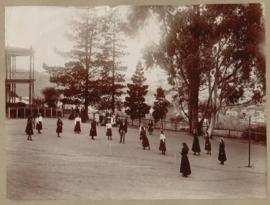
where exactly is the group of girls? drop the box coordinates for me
[179,128,227,177]
[25,115,227,178]
[25,113,44,141]
[25,114,64,140]
[139,125,167,155]
[73,115,128,143]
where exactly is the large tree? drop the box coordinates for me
[125,4,265,133]
[43,10,107,120]
[97,10,127,112]
[124,62,150,123]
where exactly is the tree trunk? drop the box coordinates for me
[208,112,216,138]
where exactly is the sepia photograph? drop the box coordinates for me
[4,4,266,200]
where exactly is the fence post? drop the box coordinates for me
[248,116,251,168]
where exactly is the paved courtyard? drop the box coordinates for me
[6,118,267,200]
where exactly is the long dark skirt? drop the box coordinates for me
[36,122,42,130]
[25,124,33,135]
[106,128,112,137]
[56,126,63,133]
[74,122,81,133]
[205,139,211,151]
[218,149,227,162]
[192,136,201,153]
[141,136,150,148]
[159,140,166,152]
[90,128,97,137]
[180,155,191,176]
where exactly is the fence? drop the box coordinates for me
[7,107,63,118]
[7,108,266,141]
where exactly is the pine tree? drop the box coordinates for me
[124,62,150,123]
[152,87,170,128]
[43,9,105,121]
[98,10,127,112]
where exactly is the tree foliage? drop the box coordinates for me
[42,87,59,108]
[125,4,265,133]
[124,62,150,122]
[152,87,170,124]
[44,8,128,114]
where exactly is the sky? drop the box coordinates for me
[5,6,170,97]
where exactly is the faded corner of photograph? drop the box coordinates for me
[4,3,266,200]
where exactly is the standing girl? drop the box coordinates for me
[180,142,191,177]
[218,138,227,165]
[192,129,201,155]
[74,115,82,134]
[159,130,166,155]
[36,113,43,134]
[25,116,34,141]
[90,119,97,140]
[106,119,113,140]
[56,117,63,137]
[140,126,150,150]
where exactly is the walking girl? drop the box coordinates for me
[36,113,43,134]
[192,129,201,155]
[25,116,34,141]
[56,117,63,137]
[106,119,113,140]
[159,130,166,155]
[218,138,227,165]
[140,126,150,150]
[180,142,191,177]
[74,115,82,134]
[90,119,97,140]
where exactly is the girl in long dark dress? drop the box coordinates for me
[74,115,81,134]
[192,129,201,155]
[218,138,227,165]
[159,130,166,155]
[140,126,150,150]
[25,117,34,141]
[205,135,211,155]
[90,119,97,140]
[56,117,63,137]
[180,143,191,177]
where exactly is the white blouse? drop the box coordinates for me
[106,123,112,129]
[160,133,166,142]
[74,117,82,125]
[37,116,43,122]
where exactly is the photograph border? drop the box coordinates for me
[0,0,269,204]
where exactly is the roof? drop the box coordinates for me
[5,46,34,56]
